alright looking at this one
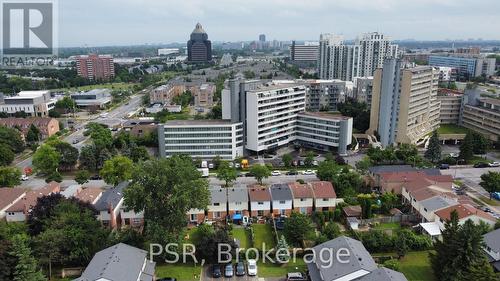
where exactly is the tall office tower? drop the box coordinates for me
[187,23,212,63]
[318,32,398,81]
[367,59,440,147]
[259,34,266,42]
[355,32,399,77]
[290,41,319,67]
[76,54,115,80]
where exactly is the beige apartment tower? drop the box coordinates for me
[367,59,440,147]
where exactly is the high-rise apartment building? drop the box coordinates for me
[460,89,500,142]
[76,54,115,80]
[367,59,440,147]
[429,55,496,80]
[290,41,319,67]
[353,77,374,106]
[318,32,398,82]
[304,80,352,111]
[187,23,212,63]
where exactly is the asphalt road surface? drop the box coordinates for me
[209,174,319,186]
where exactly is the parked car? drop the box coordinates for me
[286,170,298,176]
[312,160,319,166]
[439,163,450,170]
[489,162,500,167]
[208,163,214,169]
[286,272,307,281]
[157,278,177,281]
[245,172,255,177]
[224,264,234,277]
[474,162,490,168]
[491,192,500,201]
[271,170,281,176]
[275,217,286,230]
[234,163,241,168]
[302,170,315,175]
[235,262,246,276]
[21,174,29,181]
[212,265,222,278]
[72,138,80,144]
[247,259,257,276]
[292,160,298,166]
[90,174,102,180]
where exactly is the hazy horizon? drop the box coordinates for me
[58,0,500,47]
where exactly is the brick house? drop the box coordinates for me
[248,185,272,218]
[270,184,293,217]
[187,208,205,225]
[0,117,60,139]
[5,182,60,222]
[289,182,314,214]
[310,181,338,212]
[0,188,26,219]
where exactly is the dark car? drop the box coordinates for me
[157,278,177,281]
[275,217,286,230]
[474,162,490,168]
[90,174,102,180]
[235,261,246,276]
[286,170,298,175]
[439,163,450,170]
[245,172,255,177]
[212,265,222,278]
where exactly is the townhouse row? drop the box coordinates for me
[0,182,143,231]
[188,181,341,224]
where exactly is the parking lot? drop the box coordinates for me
[201,265,286,281]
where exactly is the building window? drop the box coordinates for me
[322,198,329,202]
[300,198,306,202]
[279,200,286,204]
[214,212,221,218]
[257,210,264,217]
[132,218,142,225]
[258,202,264,205]
[190,214,197,221]
[214,203,220,206]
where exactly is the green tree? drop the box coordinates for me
[195,228,237,262]
[26,124,41,143]
[54,96,76,113]
[53,142,79,171]
[316,160,339,182]
[471,131,489,154]
[216,161,238,187]
[480,171,500,194]
[249,164,271,185]
[424,131,441,163]
[282,153,293,167]
[0,166,22,187]
[304,151,315,167]
[355,157,372,175]
[380,191,399,214]
[357,194,374,219]
[333,168,363,198]
[85,123,113,150]
[322,223,341,240]
[123,156,210,255]
[0,144,15,166]
[459,132,475,162]
[100,155,134,186]
[9,235,46,281]
[396,144,418,162]
[75,170,90,185]
[430,211,497,281]
[79,144,111,171]
[283,212,314,247]
[0,126,25,153]
[33,144,60,176]
[275,235,290,263]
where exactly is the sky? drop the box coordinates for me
[58,0,500,47]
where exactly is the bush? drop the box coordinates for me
[383,259,400,271]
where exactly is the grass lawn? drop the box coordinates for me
[156,263,202,281]
[372,222,401,231]
[257,259,307,278]
[468,155,489,165]
[437,124,469,135]
[55,82,138,92]
[232,227,252,249]
[373,251,435,281]
[252,224,276,250]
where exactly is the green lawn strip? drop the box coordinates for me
[54,83,138,93]
[372,222,401,231]
[468,155,489,165]
[252,224,276,250]
[232,227,252,249]
[257,259,307,278]
[155,263,202,281]
[437,124,469,135]
[372,251,436,281]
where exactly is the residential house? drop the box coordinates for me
[120,203,144,229]
[74,187,103,205]
[310,181,338,211]
[378,171,453,194]
[61,185,82,198]
[270,184,293,217]
[74,243,155,281]
[227,186,249,220]
[483,228,500,272]
[0,117,60,139]
[248,185,272,218]
[0,188,26,219]
[288,182,314,214]
[343,205,362,218]
[435,204,497,230]
[307,236,408,281]
[207,186,227,221]
[418,195,459,222]
[122,120,158,138]
[94,182,127,229]
[187,208,205,225]
[5,182,60,222]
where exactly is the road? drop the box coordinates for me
[209,174,319,186]
[16,94,144,186]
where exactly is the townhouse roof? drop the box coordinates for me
[435,204,496,222]
[484,228,500,254]
[60,185,82,198]
[270,184,293,201]
[0,117,56,129]
[76,243,155,281]
[0,188,26,210]
[380,171,452,183]
[307,236,377,281]
[74,187,103,204]
[343,205,362,217]
[412,188,440,202]
[357,268,408,281]
[309,181,336,198]
[420,196,458,212]
[248,186,271,201]
[369,165,415,174]
[288,182,313,199]
[6,182,60,212]
[209,186,226,204]
[94,182,128,211]
[227,186,248,202]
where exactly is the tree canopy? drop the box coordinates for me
[249,164,271,185]
[100,155,134,186]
